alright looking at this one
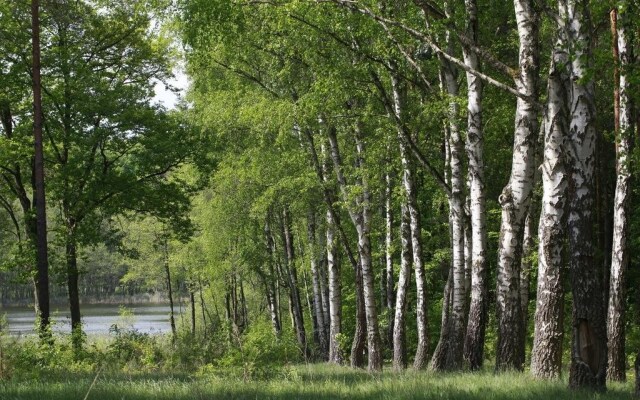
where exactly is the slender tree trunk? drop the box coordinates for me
[66,231,82,350]
[31,0,50,334]
[328,125,382,371]
[607,5,633,383]
[461,0,488,371]
[440,60,467,372]
[520,213,534,329]
[384,169,395,349]
[635,352,640,396]
[308,211,329,360]
[496,0,540,371]
[164,236,177,341]
[190,290,196,336]
[281,209,308,359]
[531,27,569,378]
[321,142,343,364]
[199,282,208,338]
[326,207,342,364]
[354,126,382,371]
[317,231,331,344]
[350,261,367,369]
[264,218,282,336]
[566,0,607,390]
[390,73,428,369]
[305,130,364,366]
[431,265,453,370]
[392,204,412,371]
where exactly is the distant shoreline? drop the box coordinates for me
[0,292,177,309]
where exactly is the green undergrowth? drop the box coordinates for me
[0,320,637,399]
[0,363,636,400]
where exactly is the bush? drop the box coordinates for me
[106,324,164,371]
[199,318,301,380]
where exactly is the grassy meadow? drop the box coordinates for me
[0,363,636,400]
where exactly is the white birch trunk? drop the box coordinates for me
[430,29,466,369]
[519,213,533,328]
[461,0,488,371]
[607,5,632,382]
[328,125,382,371]
[566,0,607,389]
[354,127,383,371]
[531,26,569,377]
[385,169,395,348]
[392,204,412,371]
[321,141,343,365]
[496,0,539,371]
[444,64,466,371]
[307,211,329,360]
[391,72,429,370]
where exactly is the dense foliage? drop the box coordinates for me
[1,0,640,397]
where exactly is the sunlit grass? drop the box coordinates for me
[0,363,636,400]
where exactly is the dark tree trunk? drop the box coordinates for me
[281,209,308,359]
[431,266,453,370]
[164,237,176,341]
[31,0,50,334]
[635,352,640,397]
[190,291,196,336]
[66,233,81,349]
[199,282,208,338]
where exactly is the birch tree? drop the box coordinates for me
[564,0,607,389]
[531,9,569,376]
[495,0,540,371]
[607,3,633,383]
[461,0,488,371]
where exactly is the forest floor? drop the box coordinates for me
[0,363,636,400]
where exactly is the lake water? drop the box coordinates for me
[0,304,175,336]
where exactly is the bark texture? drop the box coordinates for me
[392,204,412,371]
[328,125,381,371]
[384,169,395,349]
[390,73,428,370]
[307,211,329,360]
[607,5,632,383]
[281,209,308,359]
[496,0,539,371]
[566,0,607,390]
[461,0,487,371]
[531,27,569,378]
[431,26,467,371]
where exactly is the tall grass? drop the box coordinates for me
[1,363,635,400]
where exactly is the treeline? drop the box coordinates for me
[1,0,640,396]
[178,0,640,394]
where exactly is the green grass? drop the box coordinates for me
[0,363,636,400]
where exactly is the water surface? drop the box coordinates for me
[0,304,175,336]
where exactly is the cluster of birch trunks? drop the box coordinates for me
[231,0,640,394]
